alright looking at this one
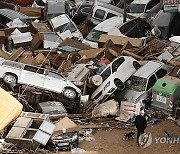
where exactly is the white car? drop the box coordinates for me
[49,14,83,40]
[0,58,81,101]
[83,16,130,48]
[91,56,141,103]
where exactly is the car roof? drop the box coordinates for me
[133,61,163,78]
[94,16,124,31]
[131,0,151,4]
[95,1,124,14]
[100,56,136,75]
[50,14,70,28]
[0,9,29,20]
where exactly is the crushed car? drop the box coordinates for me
[49,14,84,40]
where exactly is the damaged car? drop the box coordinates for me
[119,17,152,38]
[0,8,30,29]
[49,14,83,40]
[123,61,173,108]
[51,131,79,150]
[0,57,82,113]
[91,56,141,103]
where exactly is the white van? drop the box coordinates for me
[83,16,129,48]
[49,14,83,40]
[87,1,131,26]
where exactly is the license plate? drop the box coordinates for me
[156,94,166,104]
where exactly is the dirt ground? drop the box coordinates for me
[79,120,180,154]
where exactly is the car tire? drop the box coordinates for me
[63,88,77,99]
[114,79,125,91]
[3,74,17,86]
[143,28,151,37]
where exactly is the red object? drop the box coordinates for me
[13,0,34,6]
[98,58,110,65]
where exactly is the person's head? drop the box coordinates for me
[140,110,145,116]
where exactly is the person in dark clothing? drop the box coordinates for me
[134,110,147,145]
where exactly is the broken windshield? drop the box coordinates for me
[129,4,146,13]
[55,22,77,33]
[86,29,107,42]
[126,75,147,92]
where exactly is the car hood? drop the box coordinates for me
[124,90,145,102]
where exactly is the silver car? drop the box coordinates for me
[0,58,81,100]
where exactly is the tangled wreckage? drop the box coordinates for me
[0,0,180,153]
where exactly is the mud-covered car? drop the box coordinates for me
[51,131,79,150]
[0,58,82,112]
[91,56,141,103]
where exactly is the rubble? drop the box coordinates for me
[0,0,180,153]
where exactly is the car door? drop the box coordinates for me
[43,71,66,93]
[19,65,45,88]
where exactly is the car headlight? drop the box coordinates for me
[72,133,78,141]
[63,88,76,99]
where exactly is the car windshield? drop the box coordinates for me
[126,75,147,92]
[55,22,77,33]
[35,0,45,6]
[129,4,146,13]
[86,29,107,42]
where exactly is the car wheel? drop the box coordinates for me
[143,28,151,37]
[63,88,77,99]
[3,74,17,86]
[114,79,125,91]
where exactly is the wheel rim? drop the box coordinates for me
[144,29,151,37]
[4,75,16,85]
[115,80,125,90]
[64,89,76,99]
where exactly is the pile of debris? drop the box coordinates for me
[0,0,180,153]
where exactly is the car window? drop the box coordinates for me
[112,57,125,73]
[86,29,107,42]
[48,71,65,80]
[145,0,160,12]
[119,18,139,33]
[24,65,44,74]
[129,4,146,13]
[55,22,77,33]
[147,74,157,91]
[35,0,45,6]
[106,13,116,19]
[156,68,167,79]
[94,9,105,19]
[101,67,111,82]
